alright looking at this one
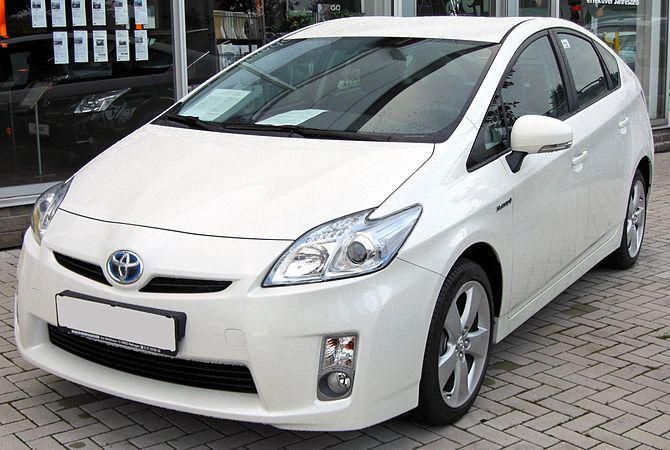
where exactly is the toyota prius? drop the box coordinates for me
[16,16,653,431]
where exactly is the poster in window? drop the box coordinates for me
[53,32,69,64]
[72,0,87,26]
[91,0,106,26]
[31,0,47,27]
[93,30,108,62]
[134,29,148,61]
[113,0,129,25]
[51,0,67,27]
[134,0,148,24]
[74,30,89,63]
[116,30,130,61]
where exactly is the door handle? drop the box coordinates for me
[618,117,630,129]
[572,150,588,166]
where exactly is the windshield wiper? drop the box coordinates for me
[155,113,223,132]
[219,122,392,141]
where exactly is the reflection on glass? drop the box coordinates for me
[518,0,549,17]
[167,37,497,142]
[417,0,493,17]
[0,0,174,190]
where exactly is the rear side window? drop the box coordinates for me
[558,33,609,107]
[598,45,621,89]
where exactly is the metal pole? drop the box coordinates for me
[171,0,188,100]
[34,103,42,176]
[8,89,16,155]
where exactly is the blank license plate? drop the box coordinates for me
[56,292,185,355]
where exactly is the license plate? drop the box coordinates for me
[56,292,186,355]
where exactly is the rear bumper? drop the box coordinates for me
[15,211,443,430]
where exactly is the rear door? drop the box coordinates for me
[554,31,630,248]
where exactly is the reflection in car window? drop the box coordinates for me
[558,33,609,107]
[500,36,568,126]
[467,93,508,169]
[171,37,497,142]
[598,45,621,89]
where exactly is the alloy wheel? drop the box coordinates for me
[626,179,646,258]
[438,280,491,408]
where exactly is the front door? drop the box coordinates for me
[498,35,590,313]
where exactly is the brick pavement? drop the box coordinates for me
[0,155,668,449]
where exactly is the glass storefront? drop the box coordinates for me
[0,0,669,204]
[558,0,668,124]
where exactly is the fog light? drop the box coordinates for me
[326,371,351,396]
[318,335,357,400]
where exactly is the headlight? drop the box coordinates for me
[263,205,422,286]
[31,179,72,244]
[74,88,129,114]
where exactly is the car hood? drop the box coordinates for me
[60,124,434,240]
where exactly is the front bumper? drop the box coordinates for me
[15,210,443,431]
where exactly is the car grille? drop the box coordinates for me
[53,252,231,294]
[53,252,111,286]
[48,325,257,393]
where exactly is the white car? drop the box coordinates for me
[16,16,653,431]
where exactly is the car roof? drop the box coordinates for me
[287,16,533,43]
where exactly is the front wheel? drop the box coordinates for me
[415,258,493,425]
[605,170,647,269]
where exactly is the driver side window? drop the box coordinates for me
[467,35,568,170]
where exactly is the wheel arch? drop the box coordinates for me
[458,242,503,319]
[637,155,652,192]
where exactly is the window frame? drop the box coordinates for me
[466,31,572,172]
[550,28,615,114]
[594,41,622,92]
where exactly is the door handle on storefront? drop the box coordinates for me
[618,117,629,129]
[572,150,588,167]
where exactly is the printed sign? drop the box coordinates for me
[53,31,69,64]
[180,89,251,121]
[74,30,89,63]
[51,0,67,27]
[91,0,106,25]
[114,0,128,25]
[31,0,47,28]
[561,39,571,49]
[72,0,87,26]
[134,0,148,25]
[134,29,148,61]
[116,30,130,62]
[93,30,108,62]
[257,109,327,126]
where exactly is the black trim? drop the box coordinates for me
[48,325,257,393]
[53,253,111,287]
[140,277,232,294]
[56,290,186,356]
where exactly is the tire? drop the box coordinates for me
[415,258,494,425]
[604,170,647,269]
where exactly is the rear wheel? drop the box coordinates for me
[415,258,493,425]
[605,170,647,269]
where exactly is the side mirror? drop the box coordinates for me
[511,115,573,154]
[506,115,573,173]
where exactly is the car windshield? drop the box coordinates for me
[163,37,497,142]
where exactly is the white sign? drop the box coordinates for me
[71,0,87,26]
[91,0,106,25]
[114,0,128,25]
[93,30,108,62]
[134,29,148,61]
[134,0,148,24]
[561,39,571,49]
[180,89,251,121]
[51,0,67,27]
[52,31,69,64]
[116,30,130,62]
[74,30,89,63]
[587,0,639,4]
[257,109,327,126]
[31,0,47,28]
